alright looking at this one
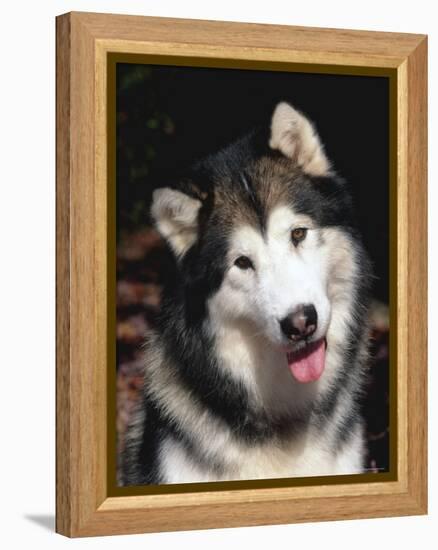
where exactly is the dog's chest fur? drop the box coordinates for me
[139,324,366,485]
[158,418,364,483]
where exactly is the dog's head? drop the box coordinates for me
[151,102,364,382]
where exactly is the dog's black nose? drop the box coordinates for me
[280,304,318,341]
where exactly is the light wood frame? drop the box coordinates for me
[56,11,428,537]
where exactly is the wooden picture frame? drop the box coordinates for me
[56,11,427,537]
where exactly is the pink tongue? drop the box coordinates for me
[287,340,326,383]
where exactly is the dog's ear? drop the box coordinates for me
[151,187,202,258]
[269,102,331,176]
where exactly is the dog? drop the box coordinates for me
[121,101,372,485]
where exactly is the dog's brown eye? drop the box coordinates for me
[234,256,254,270]
[291,228,307,245]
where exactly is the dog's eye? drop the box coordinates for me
[291,228,308,246]
[234,256,254,270]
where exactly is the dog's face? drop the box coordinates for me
[210,203,332,351]
[152,102,359,379]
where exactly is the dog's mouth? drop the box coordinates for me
[286,339,327,383]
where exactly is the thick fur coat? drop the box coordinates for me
[121,102,372,485]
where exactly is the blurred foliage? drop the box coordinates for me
[116,65,176,232]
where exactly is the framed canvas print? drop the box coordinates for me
[56,12,428,537]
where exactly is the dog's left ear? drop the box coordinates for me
[269,102,331,176]
[151,187,202,258]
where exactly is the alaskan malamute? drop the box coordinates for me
[121,101,372,485]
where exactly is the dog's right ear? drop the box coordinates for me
[151,187,202,258]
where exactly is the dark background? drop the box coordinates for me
[116,62,390,478]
